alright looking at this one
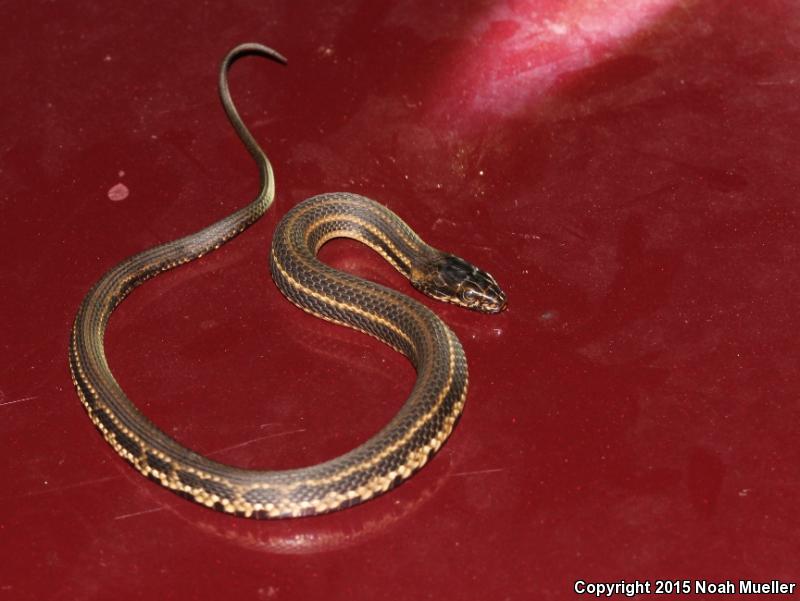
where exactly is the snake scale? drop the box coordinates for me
[69,43,506,519]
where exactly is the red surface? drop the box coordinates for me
[2,1,799,599]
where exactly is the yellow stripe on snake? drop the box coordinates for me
[69,43,506,519]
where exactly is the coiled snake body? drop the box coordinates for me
[69,44,506,519]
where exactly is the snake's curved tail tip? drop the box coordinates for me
[266,48,289,66]
[238,43,288,66]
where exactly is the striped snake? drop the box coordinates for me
[69,43,506,519]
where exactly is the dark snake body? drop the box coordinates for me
[69,44,504,518]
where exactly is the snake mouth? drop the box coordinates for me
[472,292,507,314]
[485,297,508,314]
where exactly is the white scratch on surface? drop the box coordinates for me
[451,467,506,477]
[13,475,120,500]
[113,507,163,520]
[207,429,307,456]
[0,395,38,407]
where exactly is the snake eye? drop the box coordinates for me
[460,288,479,303]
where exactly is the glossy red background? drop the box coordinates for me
[2,1,799,599]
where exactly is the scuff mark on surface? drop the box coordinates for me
[107,182,129,201]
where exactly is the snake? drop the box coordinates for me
[69,43,507,519]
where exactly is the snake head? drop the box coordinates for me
[413,254,507,314]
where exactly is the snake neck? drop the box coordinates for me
[300,193,441,279]
[270,193,454,365]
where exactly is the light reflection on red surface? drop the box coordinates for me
[425,0,679,125]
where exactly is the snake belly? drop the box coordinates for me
[68,44,470,519]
